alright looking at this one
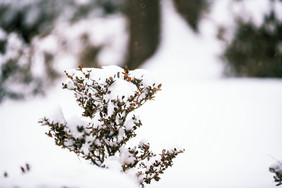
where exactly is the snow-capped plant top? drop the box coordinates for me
[63,65,161,120]
[40,65,184,187]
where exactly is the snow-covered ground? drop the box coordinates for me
[137,79,282,188]
[1,0,282,187]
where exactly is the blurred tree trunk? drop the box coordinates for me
[173,0,208,32]
[125,0,160,69]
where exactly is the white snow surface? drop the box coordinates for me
[1,0,282,188]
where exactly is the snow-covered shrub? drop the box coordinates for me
[0,0,127,103]
[270,161,282,186]
[39,65,184,187]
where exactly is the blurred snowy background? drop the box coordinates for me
[1,0,282,187]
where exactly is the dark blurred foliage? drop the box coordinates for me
[96,0,125,14]
[173,0,211,32]
[0,1,60,44]
[0,0,126,42]
[222,1,282,77]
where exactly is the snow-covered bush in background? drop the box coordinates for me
[0,30,47,102]
[39,65,184,187]
[0,0,128,103]
[270,161,282,186]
